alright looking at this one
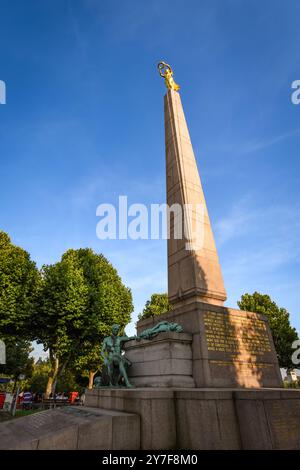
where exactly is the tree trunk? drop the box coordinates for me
[45,353,72,397]
[88,371,96,389]
[45,352,59,398]
[51,378,57,396]
[45,376,54,398]
[51,357,68,396]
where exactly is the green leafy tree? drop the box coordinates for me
[33,248,133,395]
[73,342,103,389]
[28,358,82,394]
[27,359,51,393]
[56,367,83,394]
[138,293,171,321]
[32,252,89,397]
[65,249,133,388]
[238,292,298,369]
[0,231,40,342]
[0,340,34,390]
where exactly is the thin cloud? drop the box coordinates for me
[241,128,300,154]
[216,197,300,247]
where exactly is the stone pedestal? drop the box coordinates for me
[86,388,177,449]
[137,302,283,389]
[234,389,300,449]
[124,331,195,388]
[85,387,300,450]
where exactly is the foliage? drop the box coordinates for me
[0,232,133,392]
[26,358,51,393]
[32,248,133,393]
[73,342,103,378]
[0,231,40,341]
[283,380,299,389]
[138,293,171,321]
[0,339,34,383]
[56,367,84,393]
[32,252,89,362]
[28,358,83,393]
[238,292,299,369]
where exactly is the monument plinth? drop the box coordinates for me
[124,331,195,388]
[137,303,282,388]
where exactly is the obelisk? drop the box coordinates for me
[159,61,227,307]
[136,63,282,389]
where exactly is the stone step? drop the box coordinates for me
[0,406,140,450]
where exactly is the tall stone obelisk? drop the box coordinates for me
[163,78,227,306]
[142,62,282,389]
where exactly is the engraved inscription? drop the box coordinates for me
[204,312,272,355]
[209,360,274,369]
[269,401,300,446]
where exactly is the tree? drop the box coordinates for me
[27,359,51,393]
[138,293,171,321]
[33,248,133,395]
[32,253,89,397]
[0,340,34,390]
[0,231,40,342]
[28,358,83,394]
[237,292,299,369]
[71,249,133,388]
[73,342,103,389]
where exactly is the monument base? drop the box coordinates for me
[85,387,300,450]
[137,301,283,389]
[124,331,195,388]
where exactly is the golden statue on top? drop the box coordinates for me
[158,61,180,91]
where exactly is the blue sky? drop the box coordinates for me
[0,0,299,358]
